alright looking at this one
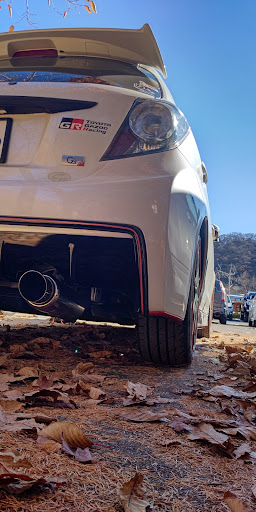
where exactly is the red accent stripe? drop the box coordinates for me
[0,216,145,314]
[149,311,183,322]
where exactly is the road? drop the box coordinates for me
[211,318,256,336]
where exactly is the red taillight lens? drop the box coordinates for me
[12,49,58,58]
[102,122,136,159]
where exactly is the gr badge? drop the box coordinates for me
[62,155,85,166]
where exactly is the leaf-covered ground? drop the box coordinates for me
[0,313,255,511]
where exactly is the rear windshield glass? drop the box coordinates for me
[0,56,162,98]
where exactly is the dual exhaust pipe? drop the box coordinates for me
[18,270,84,322]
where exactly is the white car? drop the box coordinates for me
[0,25,214,365]
[249,295,256,327]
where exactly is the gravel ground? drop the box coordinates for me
[0,313,255,511]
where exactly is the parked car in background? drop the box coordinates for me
[213,279,227,324]
[227,295,233,320]
[0,25,215,366]
[249,295,256,327]
[241,291,256,322]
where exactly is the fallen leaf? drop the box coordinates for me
[0,472,63,495]
[252,484,256,498]
[120,409,167,422]
[208,385,256,399]
[0,449,31,469]
[233,443,254,460]
[73,362,95,374]
[32,374,54,389]
[62,438,92,462]
[37,436,62,454]
[0,354,8,367]
[39,421,93,449]
[24,389,77,409]
[89,350,113,359]
[159,439,184,447]
[188,422,229,449]
[88,387,106,400]
[0,400,23,412]
[125,381,152,401]
[224,490,253,512]
[118,472,151,512]
[9,344,27,358]
[17,366,38,378]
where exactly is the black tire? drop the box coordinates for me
[254,320,256,328]
[244,311,249,322]
[137,241,201,366]
[219,315,227,324]
[249,320,252,327]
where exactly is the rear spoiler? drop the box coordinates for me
[0,24,167,78]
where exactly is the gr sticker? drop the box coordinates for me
[59,117,111,135]
[62,155,85,166]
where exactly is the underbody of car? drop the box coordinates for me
[0,25,215,365]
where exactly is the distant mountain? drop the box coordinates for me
[214,233,256,294]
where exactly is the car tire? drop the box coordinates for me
[137,240,201,366]
[244,311,249,322]
[219,315,227,324]
[249,320,252,327]
[254,320,256,328]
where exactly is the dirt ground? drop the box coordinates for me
[0,313,255,511]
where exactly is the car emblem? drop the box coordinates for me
[61,155,85,166]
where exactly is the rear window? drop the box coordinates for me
[0,56,162,98]
[215,280,221,292]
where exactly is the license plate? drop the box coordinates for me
[0,118,12,163]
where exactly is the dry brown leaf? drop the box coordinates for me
[233,443,253,460]
[125,381,152,401]
[32,374,54,389]
[0,449,31,469]
[63,10,67,18]
[89,350,113,359]
[88,387,106,400]
[8,24,14,32]
[160,438,184,447]
[188,422,229,448]
[118,472,151,512]
[39,421,93,449]
[37,435,62,454]
[24,389,76,409]
[9,344,27,357]
[7,4,12,17]
[84,5,92,13]
[224,490,253,512]
[0,400,23,412]
[209,385,256,399]
[0,472,63,495]
[89,0,97,14]
[120,409,167,422]
[17,366,38,378]
[0,354,8,367]
[72,362,95,375]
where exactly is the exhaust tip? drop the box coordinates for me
[18,270,51,304]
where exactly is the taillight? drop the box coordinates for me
[12,49,58,58]
[101,99,190,160]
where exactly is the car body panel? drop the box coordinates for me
[0,26,214,331]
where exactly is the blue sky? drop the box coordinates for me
[0,0,255,235]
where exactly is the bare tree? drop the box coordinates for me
[2,1,97,30]
[215,263,237,295]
